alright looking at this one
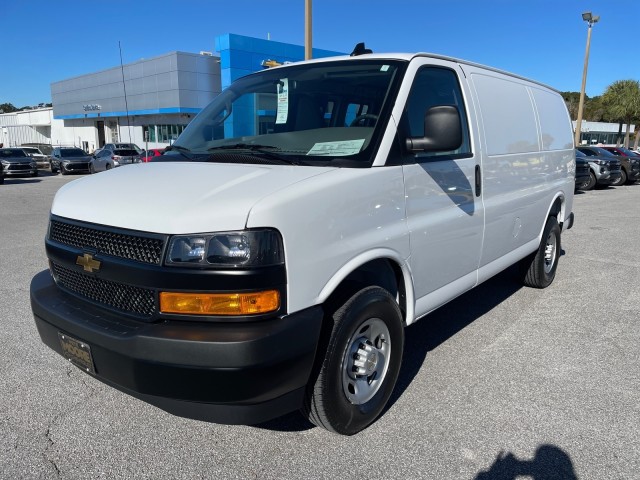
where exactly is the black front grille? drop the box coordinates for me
[52,262,156,317]
[50,219,165,265]
[610,164,621,172]
[8,163,32,171]
[66,162,90,171]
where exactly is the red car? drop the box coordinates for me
[140,148,165,162]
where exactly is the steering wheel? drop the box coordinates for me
[349,114,379,127]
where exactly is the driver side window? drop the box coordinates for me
[404,67,471,158]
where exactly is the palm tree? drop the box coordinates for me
[602,80,640,147]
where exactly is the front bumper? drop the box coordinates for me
[2,165,37,176]
[31,270,323,424]
[61,162,91,173]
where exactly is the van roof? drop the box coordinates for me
[264,52,558,93]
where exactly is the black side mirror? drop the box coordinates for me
[405,105,462,153]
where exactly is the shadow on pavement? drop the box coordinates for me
[475,445,578,480]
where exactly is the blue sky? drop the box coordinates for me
[2,0,638,107]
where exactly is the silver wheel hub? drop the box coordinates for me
[544,233,557,274]
[342,318,391,405]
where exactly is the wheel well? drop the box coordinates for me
[324,258,407,323]
[549,197,562,219]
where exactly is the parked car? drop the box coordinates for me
[576,146,622,189]
[90,149,116,173]
[20,146,50,169]
[574,149,592,190]
[50,147,92,175]
[0,148,38,177]
[101,143,142,154]
[140,148,165,162]
[599,146,640,184]
[111,148,142,167]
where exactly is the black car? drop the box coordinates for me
[0,148,38,178]
[574,149,591,190]
[51,147,92,175]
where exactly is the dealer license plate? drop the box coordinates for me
[58,332,96,374]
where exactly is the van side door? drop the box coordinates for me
[398,61,484,316]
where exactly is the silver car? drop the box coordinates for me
[20,146,50,169]
[0,148,38,178]
[51,147,92,175]
[90,149,116,173]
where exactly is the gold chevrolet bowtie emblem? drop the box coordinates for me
[76,253,101,273]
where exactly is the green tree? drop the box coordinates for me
[602,80,640,147]
[0,102,19,114]
[561,91,582,119]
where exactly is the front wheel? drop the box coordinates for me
[303,286,404,435]
[611,169,626,186]
[583,171,596,190]
[520,216,561,289]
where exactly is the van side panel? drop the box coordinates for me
[467,70,572,268]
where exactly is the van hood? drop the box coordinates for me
[51,162,334,233]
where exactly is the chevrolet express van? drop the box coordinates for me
[31,49,575,435]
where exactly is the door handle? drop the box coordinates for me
[475,165,481,197]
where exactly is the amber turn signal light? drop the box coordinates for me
[160,290,280,315]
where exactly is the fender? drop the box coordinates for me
[316,248,416,326]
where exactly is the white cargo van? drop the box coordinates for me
[31,49,575,435]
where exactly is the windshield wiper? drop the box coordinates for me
[207,144,302,165]
[208,143,280,152]
[164,144,195,161]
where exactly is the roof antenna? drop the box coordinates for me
[350,42,372,56]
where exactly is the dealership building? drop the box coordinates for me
[0,34,340,153]
[1,35,635,151]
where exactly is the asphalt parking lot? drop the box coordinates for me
[1,171,638,479]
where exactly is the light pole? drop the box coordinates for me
[574,11,599,146]
[305,0,312,60]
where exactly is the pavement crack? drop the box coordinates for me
[43,424,62,477]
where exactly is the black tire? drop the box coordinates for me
[302,286,404,435]
[106,163,112,170]
[31,170,38,177]
[521,216,561,289]
[60,167,68,176]
[611,169,626,187]
[583,171,596,190]
[0,175,4,185]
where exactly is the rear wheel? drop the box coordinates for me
[303,286,404,435]
[521,216,561,289]
[106,163,112,170]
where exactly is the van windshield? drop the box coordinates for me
[171,59,406,167]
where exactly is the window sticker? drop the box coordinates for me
[276,79,289,124]
[380,65,390,72]
[307,139,366,156]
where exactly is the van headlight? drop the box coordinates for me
[165,229,284,267]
